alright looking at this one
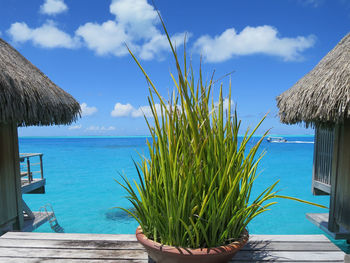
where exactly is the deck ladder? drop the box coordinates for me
[39,204,64,233]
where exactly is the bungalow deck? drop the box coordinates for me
[307,213,350,240]
[0,232,346,262]
[19,153,55,233]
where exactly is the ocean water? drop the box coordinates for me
[19,136,349,251]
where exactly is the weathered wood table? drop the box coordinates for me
[0,232,345,262]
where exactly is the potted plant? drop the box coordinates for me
[118,15,326,263]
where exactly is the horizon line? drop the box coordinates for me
[18,134,315,139]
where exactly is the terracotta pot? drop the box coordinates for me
[136,226,249,263]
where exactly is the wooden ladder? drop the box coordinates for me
[39,204,64,233]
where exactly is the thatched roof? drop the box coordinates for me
[277,33,350,127]
[0,38,81,126]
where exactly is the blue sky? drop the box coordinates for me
[1,0,349,136]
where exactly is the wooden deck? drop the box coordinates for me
[307,213,350,240]
[0,232,345,262]
[21,178,46,194]
[20,153,45,194]
[22,212,53,232]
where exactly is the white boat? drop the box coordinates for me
[266,137,287,143]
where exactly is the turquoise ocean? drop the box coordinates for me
[19,136,349,251]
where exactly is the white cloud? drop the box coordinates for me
[110,102,162,118]
[81,103,98,116]
[7,21,79,49]
[76,0,188,60]
[131,104,162,117]
[139,32,190,60]
[111,103,134,117]
[193,26,315,62]
[7,23,31,42]
[213,98,234,114]
[40,0,68,15]
[7,0,186,60]
[76,21,130,56]
[112,99,234,118]
[5,0,315,64]
[110,0,158,40]
[103,126,116,131]
[111,102,176,118]
[86,126,99,131]
[222,98,234,112]
[86,126,116,131]
[68,125,82,130]
[111,100,235,118]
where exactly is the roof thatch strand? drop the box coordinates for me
[277,33,350,127]
[0,38,81,126]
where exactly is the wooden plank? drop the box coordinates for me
[21,178,43,186]
[2,232,137,241]
[21,178,46,193]
[0,258,343,263]
[0,238,143,250]
[1,233,338,248]
[243,241,340,251]
[1,232,331,242]
[0,248,344,262]
[0,247,148,259]
[19,153,43,158]
[0,258,148,263]
[313,181,331,194]
[248,234,329,242]
[0,259,341,263]
[231,251,345,261]
[0,238,340,251]
[232,262,340,263]
[0,232,345,262]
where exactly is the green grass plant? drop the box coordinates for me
[117,15,326,249]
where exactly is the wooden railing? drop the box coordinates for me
[19,153,44,183]
[312,127,334,195]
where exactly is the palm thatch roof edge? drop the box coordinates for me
[276,33,350,128]
[0,38,81,127]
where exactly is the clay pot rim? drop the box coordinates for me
[136,226,249,256]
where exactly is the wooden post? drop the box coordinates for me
[312,127,318,195]
[26,157,32,182]
[39,154,44,179]
[11,124,23,231]
[329,124,340,232]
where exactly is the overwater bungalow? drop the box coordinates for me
[0,37,80,234]
[277,33,350,242]
[0,34,347,263]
